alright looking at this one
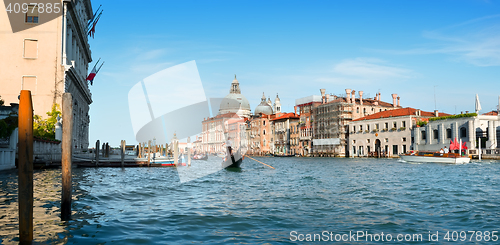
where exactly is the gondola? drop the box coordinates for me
[222,149,243,168]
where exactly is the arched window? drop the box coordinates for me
[263,130,266,135]
[356,107,359,113]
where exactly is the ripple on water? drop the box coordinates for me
[0,159,499,244]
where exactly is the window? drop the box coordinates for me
[363,108,366,114]
[352,140,356,144]
[25,5,39,23]
[385,122,389,129]
[402,137,407,142]
[433,129,439,140]
[422,131,426,140]
[367,124,370,131]
[356,107,359,113]
[22,76,37,94]
[263,130,266,135]
[393,122,397,128]
[353,126,356,132]
[460,127,467,138]
[24,39,38,59]
[403,145,407,153]
[263,121,266,126]
[375,124,379,130]
[360,125,363,131]
[446,128,451,139]
[367,139,370,143]
[402,121,406,128]
[385,138,389,142]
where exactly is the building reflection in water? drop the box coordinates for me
[0,169,90,244]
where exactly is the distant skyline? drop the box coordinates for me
[87,0,500,146]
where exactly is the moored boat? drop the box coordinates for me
[192,154,208,160]
[399,151,470,164]
[271,153,295,157]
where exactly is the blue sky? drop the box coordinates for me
[87,0,500,146]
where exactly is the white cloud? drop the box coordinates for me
[332,58,413,79]
[371,15,500,67]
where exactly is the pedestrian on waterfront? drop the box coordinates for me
[444,146,449,154]
[439,148,444,154]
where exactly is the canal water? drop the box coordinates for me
[1,158,499,244]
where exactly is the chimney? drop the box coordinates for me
[378,92,381,101]
[359,91,363,105]
[350,90,355,103]
[294,106,297,115]
[392,94,397,107]
[345,89,351,103]
[326,94,330,103]
[397,96,400,107]
[320,89,326,104]
[434,110,438,117]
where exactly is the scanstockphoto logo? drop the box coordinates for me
[128,61,247,183]
[4,0,63,33]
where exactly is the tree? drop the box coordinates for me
[33,103,61,140]
[0,95,4,106]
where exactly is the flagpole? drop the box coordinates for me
[96,62,105,73]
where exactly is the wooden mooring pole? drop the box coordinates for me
[148,140,151,166]
[95,140,100,166]
[61,93,73,221]
[121,140,125,167]
[187,137,191,166]
[18,90,34,244]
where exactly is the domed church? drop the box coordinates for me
[218,75,251,118]
[255,92,274,115]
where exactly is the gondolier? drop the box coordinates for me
[222,137,243,168]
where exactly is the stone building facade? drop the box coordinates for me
[308,88,402,157]
[271,113,300,155]
[349,108,448,157]
[0,0,94,151]
[412,112,500,156]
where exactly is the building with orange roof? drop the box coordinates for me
[349,107,448,157]
[270,112,300,155]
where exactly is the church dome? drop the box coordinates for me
[219,75,251,117]
[255,92,273,115]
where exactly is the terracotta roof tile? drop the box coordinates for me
[482,111,499,116]
[270,112,300,121]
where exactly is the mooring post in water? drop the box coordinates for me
[18,90,34,244]
[138,143,142,158]
[174,140,179,166]
[148,140,151,166]
[96,140,100,166]
[61,93,73,221]
[187,137,191,166]
[105,143,109,157]
[121,140,125,167]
